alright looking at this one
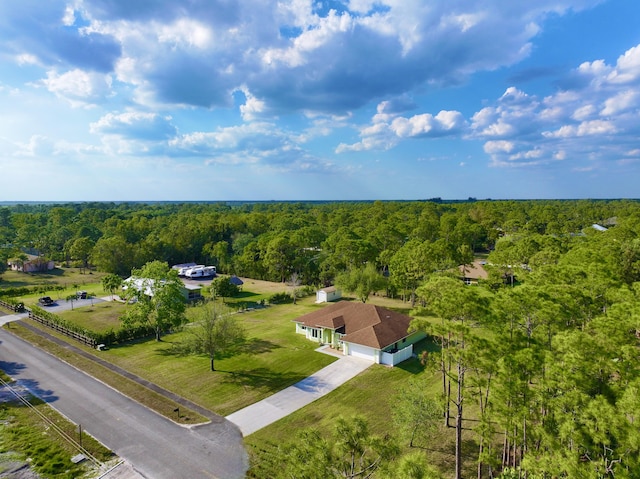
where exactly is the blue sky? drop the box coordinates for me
[1,0,640,201]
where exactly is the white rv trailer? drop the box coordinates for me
[179,265,203,276]
[185,266,216,278]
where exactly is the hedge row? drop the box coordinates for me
[0,285,66,298]
[91,325,156,346]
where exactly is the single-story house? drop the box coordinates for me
[122,277,202,302]
[459,260,488,285]
[316,286,342,303]
[293,301,426,366]
[8,254,55,273]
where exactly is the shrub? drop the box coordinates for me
[268,292,293,304]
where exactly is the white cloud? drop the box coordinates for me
[390,110,465,138]
[607,44,640,84]
[11,0,603,114]
[238,87,268,121]
[41,69,113,106]
[601,90,638,116]
[157,19,213,49]
[62,5,76,26]
[15,135,55,157]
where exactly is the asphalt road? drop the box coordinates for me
[0,328,248,479]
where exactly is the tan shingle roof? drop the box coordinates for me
[293,301,414,350]
[459,260,488,280]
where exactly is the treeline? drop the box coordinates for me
[406,209,640,478]
[0,199,634,287]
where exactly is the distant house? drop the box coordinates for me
[293,301,426,366]
[316,286,342,303]
[8,254,54,273]
[459,260,488,285]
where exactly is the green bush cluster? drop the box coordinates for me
[268,292,293,304]
[0,285,65,297]
[91,325,155,346]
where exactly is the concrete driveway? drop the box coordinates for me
[226,353,372,436]
[35,295,106,313]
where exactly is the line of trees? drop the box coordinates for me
[1,200,635,289]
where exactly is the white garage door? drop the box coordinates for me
[347,343,375,362]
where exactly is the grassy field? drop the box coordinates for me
[10,284,338,416]
[0,266,105,290]
[101,297,337,415]
[58,301,127,332]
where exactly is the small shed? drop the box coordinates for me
[316,286,342,303]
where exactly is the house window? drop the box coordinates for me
[311,329,320,339]
[402,338,406,343]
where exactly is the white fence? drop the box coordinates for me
[380,344,413,367]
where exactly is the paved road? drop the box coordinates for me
[0,328,248,479]
[226,351,372,435]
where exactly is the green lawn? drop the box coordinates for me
[98,298,337,415]
[57,301,127,332]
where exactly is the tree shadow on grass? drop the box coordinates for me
[218,367,307,393]
[233,291,259,299]
[154,337,280,360]
[232,338,280,356]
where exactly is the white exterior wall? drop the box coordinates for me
[316,289,342,303]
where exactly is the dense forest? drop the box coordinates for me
[1,199,635,286]
[2,199,640,478]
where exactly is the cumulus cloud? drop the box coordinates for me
[390,111,466,138]
[87,111,334,173]
[0,0,607,114]
[41,69,113,106]
[474,43,640,167]
[338,38,640,173]
[3,0,639,186]
[90,111,177,140]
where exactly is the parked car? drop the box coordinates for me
[76,290,87,299]
[38,296,54,306]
